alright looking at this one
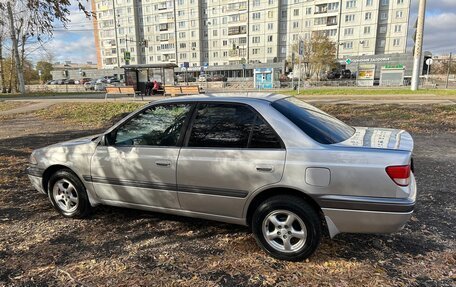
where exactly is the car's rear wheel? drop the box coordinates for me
[251,195,321,261]
[48,169,92,218]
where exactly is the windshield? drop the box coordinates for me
[272,97,355,144]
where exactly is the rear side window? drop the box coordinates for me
[272,97,355,144]
[250,117,282,149]
[187,103,282,149]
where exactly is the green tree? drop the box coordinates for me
[289,33,337,80]
[35,61,53,82]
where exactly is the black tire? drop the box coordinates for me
[251,195,321,261]
[48,169,92,218]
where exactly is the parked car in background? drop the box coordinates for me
[94,82,107,91]
[176,74,196,82]
[55,79,66,85]
[63,79,75,85]
[96,78,108,84]
[340,69,353,79]
[106,77,120,84]
[208,74,227,82]
[83,81,96,91]
[80,78,92,84]
[198,75,207,82]
[26,94,416,261]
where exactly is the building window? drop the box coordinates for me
[267,47,272,53]
[396,10,403,18]
[328,2,339,10]
[344,28,354,36]
[364,26,371,34]
[365,12,372,20]
[252,24,260,31]
[252,36,261,43]
[267,23,273,30]
[343,42,353,49]
[362,40,369,48]
[267,35,273,42]
[381,0,388,5]
[253,12,261,19]
[379,40,386,47]
[381,12,388,20]
[394,24,402,33]
[380,26,387,33]
[306,7,312,15]
[397,0,404,4]
[346,0,356,9]
[393,38,400,46]
[345,14,355,22]
[293,9,299,16]
[268,11,274,18]
[293,21,299,29]
[268,0,274,4]
[252,48,260,55]
[366,0,373,5]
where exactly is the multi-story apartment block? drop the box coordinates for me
[92,0,411,69]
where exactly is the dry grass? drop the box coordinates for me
[316,104,456,133]
[0,101,31,112]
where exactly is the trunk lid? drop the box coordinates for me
[334,127,414,152]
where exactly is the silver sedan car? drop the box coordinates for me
[27,94,416,261]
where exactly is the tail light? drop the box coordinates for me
[386,165,411,186]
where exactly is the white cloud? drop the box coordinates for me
[408,0,456,55]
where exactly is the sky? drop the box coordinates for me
[38,0,456,64]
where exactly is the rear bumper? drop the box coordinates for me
[323,208,413,238]
[321,174,416,238]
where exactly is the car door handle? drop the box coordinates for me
[256,166,274,172]
[155,160,171,167]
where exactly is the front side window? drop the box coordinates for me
[114,104,191,146]
[272,98,355,144]
[187,103,282,149]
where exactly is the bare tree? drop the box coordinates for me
[0,16,6,93]
[2,0,92,95]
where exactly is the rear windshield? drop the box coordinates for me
[272,97,355,144]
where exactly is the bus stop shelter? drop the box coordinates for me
[121,63,177,94]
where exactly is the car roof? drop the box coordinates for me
[153,93,289,104]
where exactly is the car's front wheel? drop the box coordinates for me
[48,169,92,218]
[251,195,321,261]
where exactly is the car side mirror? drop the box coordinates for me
[100,132,114,146]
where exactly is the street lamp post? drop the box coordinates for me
[411,0,427,91]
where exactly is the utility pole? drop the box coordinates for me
[125,34,129,65]
[411,0,426,91]
[112,0,120,67]
[446,53,452,89]
[7,1,26,95]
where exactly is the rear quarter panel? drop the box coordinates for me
[280,146,413,199]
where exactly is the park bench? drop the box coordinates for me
[105,86,143,100]
[164,85,201,97]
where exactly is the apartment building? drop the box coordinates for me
[92,0,411,69]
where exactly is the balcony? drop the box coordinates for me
[315,5,328,14]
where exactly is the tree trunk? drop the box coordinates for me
[0,36,6,93]
[7,1,26,95]
[8,56,14,93]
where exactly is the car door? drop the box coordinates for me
[90,103,193,208]
[177,102,286,218]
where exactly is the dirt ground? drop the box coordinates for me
[0,104,455,287]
